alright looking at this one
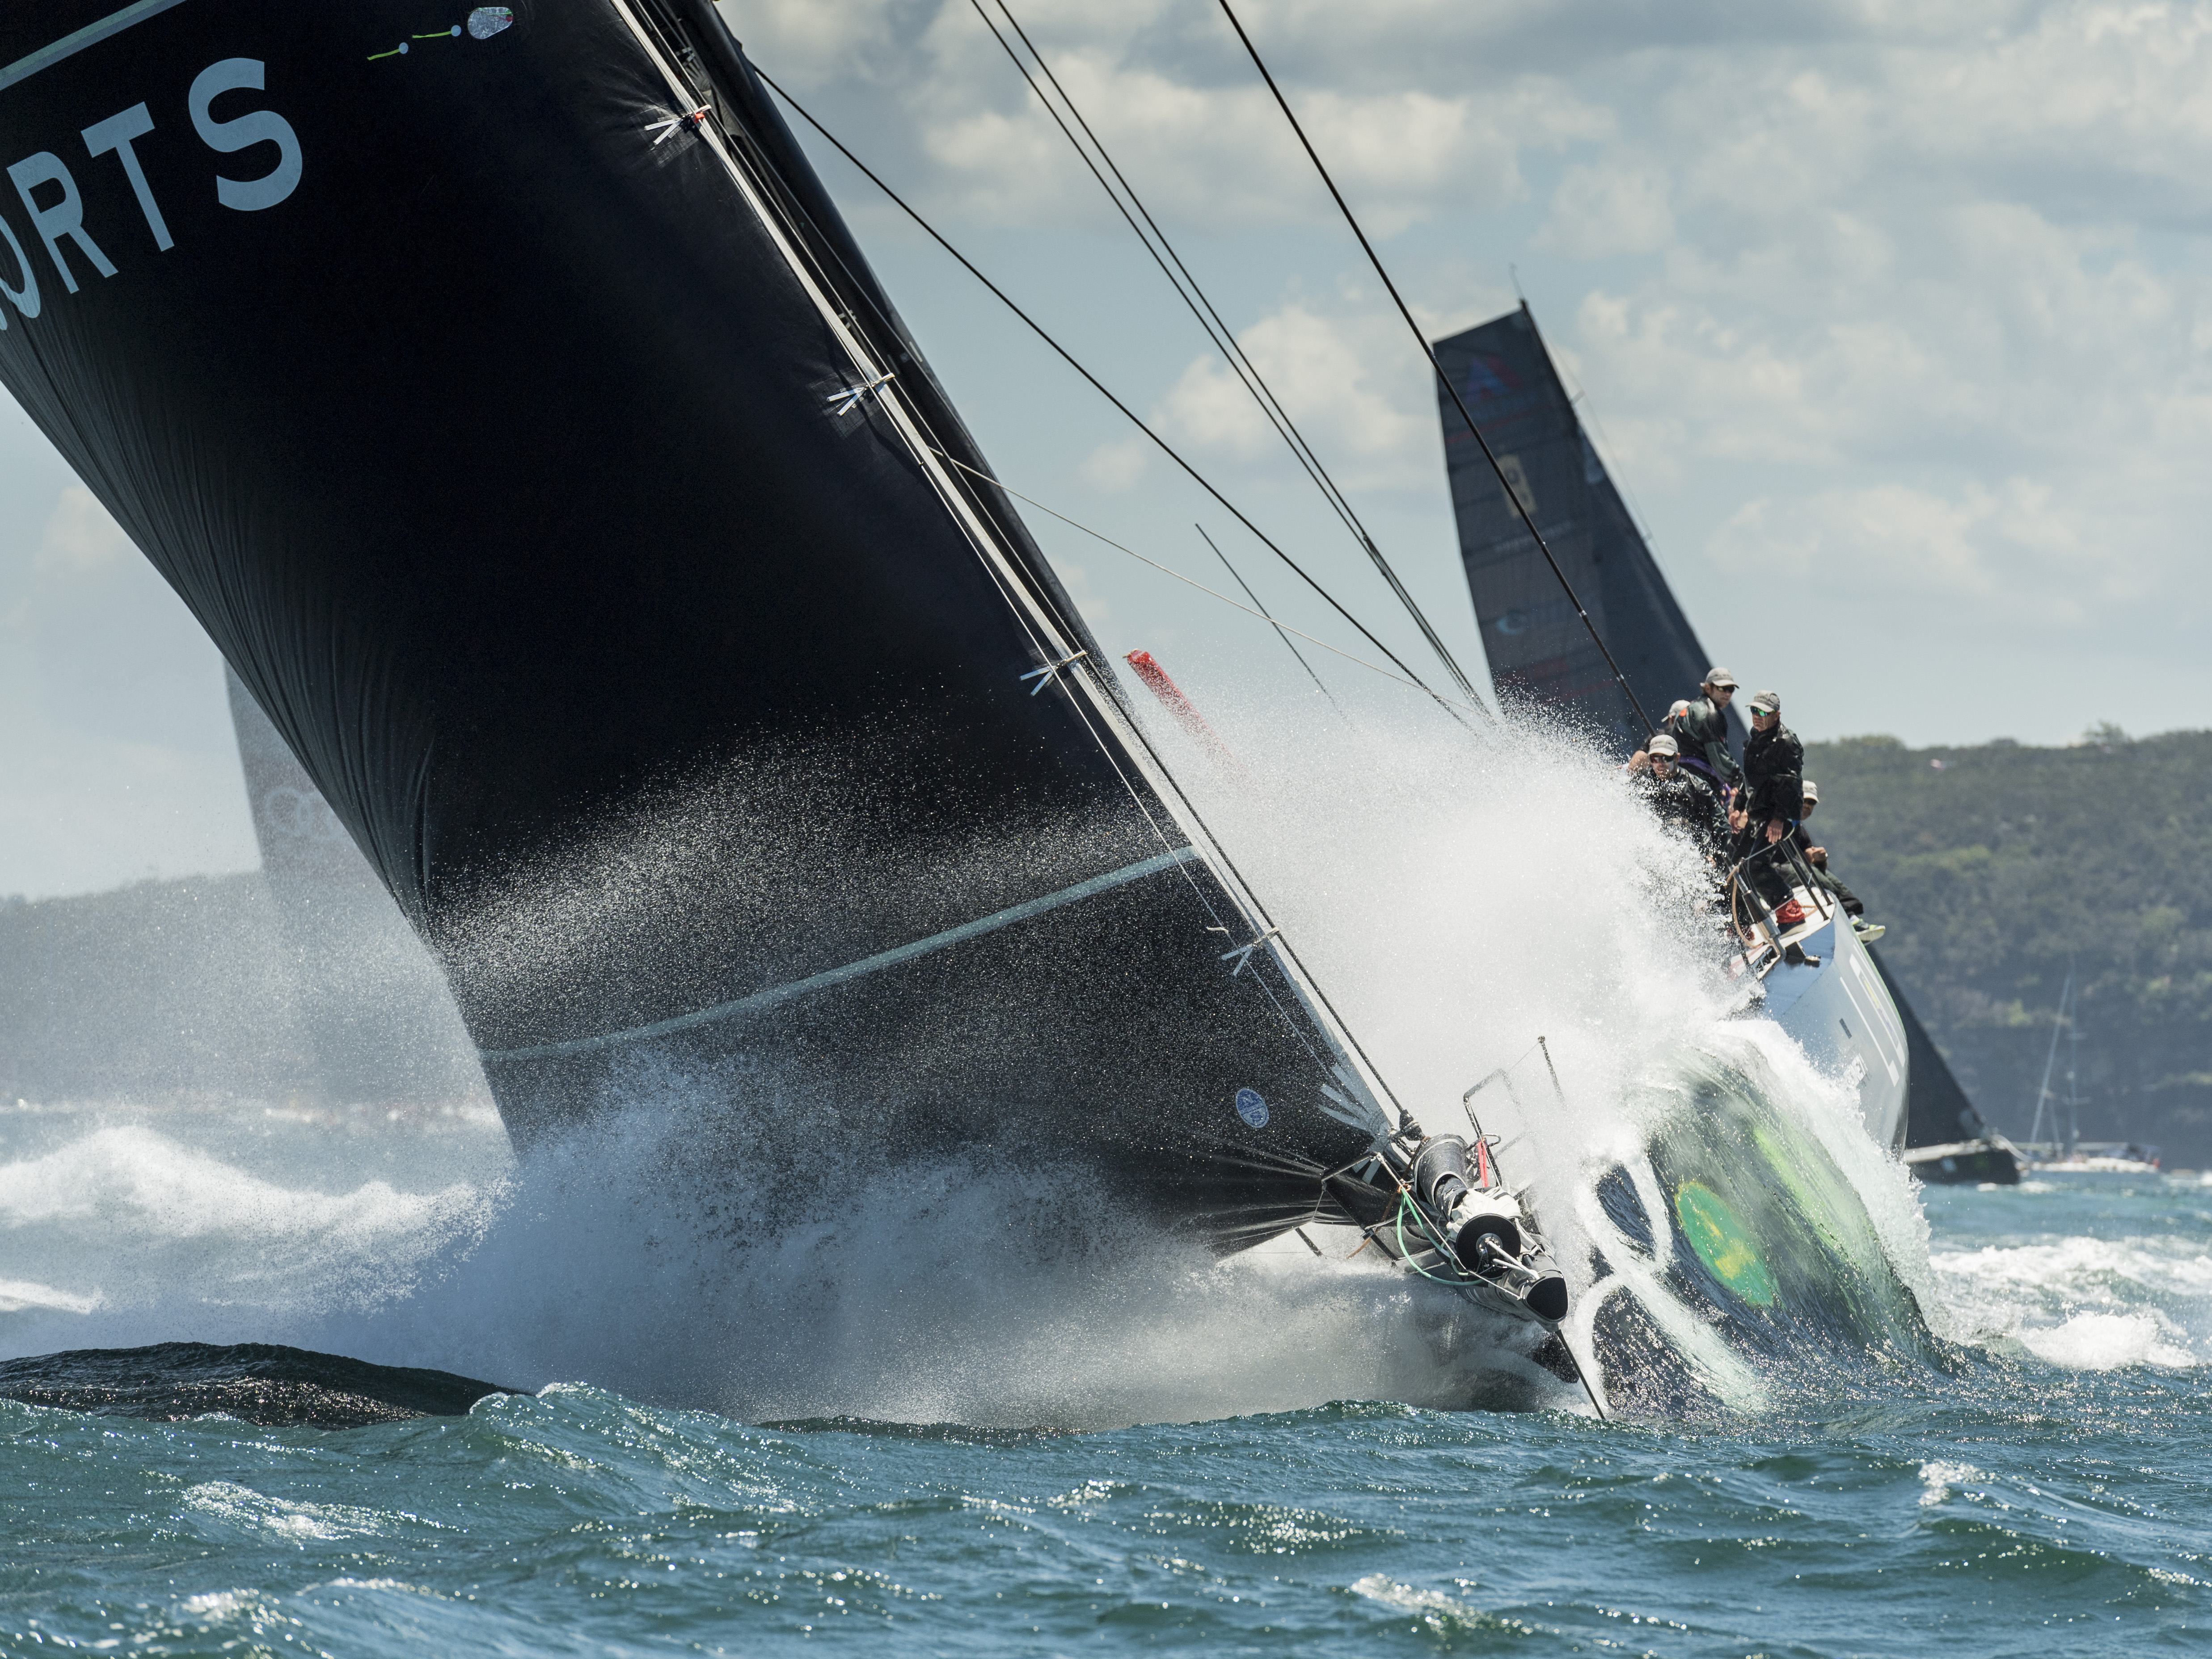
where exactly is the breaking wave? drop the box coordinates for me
[1928,1176,2212,1371]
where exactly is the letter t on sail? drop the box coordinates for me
[82,105,172,252]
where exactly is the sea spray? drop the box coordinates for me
[1,693,1979,1422]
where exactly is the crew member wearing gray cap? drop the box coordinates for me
[1731,689,1804,911]
[1667,667,1743,798]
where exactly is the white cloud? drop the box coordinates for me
[740,0,1607,232]
[1708,478,2122,621]
[1538,158,1674,257]
[1080,432,1149,491]
[912,59,1604,232]
[1155,299,1435,490]
[35,484,131,574]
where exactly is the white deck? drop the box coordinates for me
[1738,883,1909,1151]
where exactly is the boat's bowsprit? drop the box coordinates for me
[1324,1124,1572,1331]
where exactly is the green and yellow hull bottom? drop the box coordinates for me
[1567,1039,1938,1417]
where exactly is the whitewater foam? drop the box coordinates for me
[0,1115,510,1360]
[0,1280,101,1315]
[0,696,1962,1423]
[2017,1310,2195,1370]
[1918,1458,1984,1506]
[1930,1225,2212,1367]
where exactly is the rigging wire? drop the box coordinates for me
[616,2,1447,1233]
[1209,0,1656,738]
[967,0,1490,715]
[682,20,1593,1385]
[720,50,1428,1120]
[930,447,1474,712]
[1195,523,1341,711]
[754,66,1475,726]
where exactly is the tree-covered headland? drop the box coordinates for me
[1804,727,2212,1165]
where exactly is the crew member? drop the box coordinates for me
[1733,689,1803,912]
[1668,668,1743,799]
[1637,733,1729,865]
[1792,781,1885,941]
[1624,702,1693,776]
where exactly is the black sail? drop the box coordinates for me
[1869,947,1991,1150]
[1431,305,1988,1152]
[1432,304,1740,756]
[0,0,1389,1244]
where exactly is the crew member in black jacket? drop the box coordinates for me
[1638,733,1730,868]
[1731,689,1804,912]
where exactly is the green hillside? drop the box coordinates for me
[1802,727,2212,1165]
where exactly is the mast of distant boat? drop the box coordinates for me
[2025,966,2073,1153]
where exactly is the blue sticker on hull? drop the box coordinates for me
[1234,1088,1269,1128]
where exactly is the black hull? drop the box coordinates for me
[1904,1141,2022,1186]
[0,0,1379,1243]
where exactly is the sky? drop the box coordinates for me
[3,0,2208,897]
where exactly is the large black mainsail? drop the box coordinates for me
[0,0,1405,1246]
[1432,304,1739,755]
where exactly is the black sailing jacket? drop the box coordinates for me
[1668,695,1742,789]
[1743,723,1806,829]
[1642,766,1729,861]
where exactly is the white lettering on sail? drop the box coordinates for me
[5,152,116,293]
[1496,454,1538,519]
[81,103,171,251]
[0,211,38,323]
[188,58,302,212]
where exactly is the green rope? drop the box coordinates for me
[1392,1192,1472,1287]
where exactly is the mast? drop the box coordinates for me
[2027,967,2073,1150]
[618,0,1408,1132]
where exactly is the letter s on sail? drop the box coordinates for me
[188,60,302,211]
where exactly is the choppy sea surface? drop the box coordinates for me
[7,1104,2212,1657]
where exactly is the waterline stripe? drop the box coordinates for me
[0,0,191,93]
[482,845,1200,1065]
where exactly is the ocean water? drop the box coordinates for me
[7,1098,2212,1657]
[7,713,2208,1653]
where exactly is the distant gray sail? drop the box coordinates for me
[1432,304,1741,757]
[226,668,481,1105]
[227,669,390,892]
